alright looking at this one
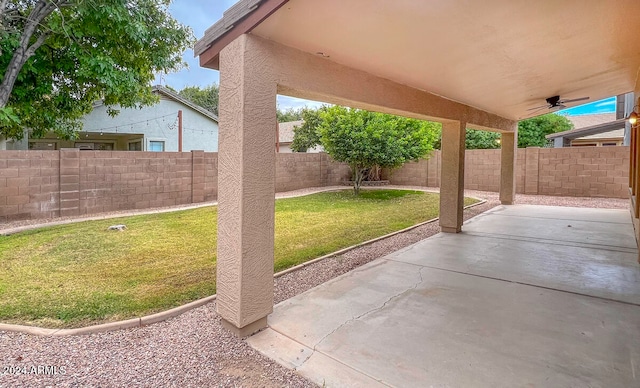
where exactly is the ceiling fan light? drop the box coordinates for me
[628,111,638,125]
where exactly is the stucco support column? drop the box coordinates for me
[440,121,465,233]
[217,35,277,337]
[500,131,517,205]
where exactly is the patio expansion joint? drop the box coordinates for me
[486,212,631,225]
[300,266,427,370]
[388,259,640,308]
[463,231,638,254]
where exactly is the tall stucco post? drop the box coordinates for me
[217,34,277,336]
[500,131,517,205]
[439,121,466,233]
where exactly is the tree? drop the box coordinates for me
[465,129,501,149]
[277,107,303,122]
[0,0,193,140]
[290,107,325,152]
[432,128,499,150]
[432,114,573,149]
[518,114,573,148]
[319,106,439,195]
[178,84,219,116]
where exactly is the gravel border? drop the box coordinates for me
[0,189,629,387]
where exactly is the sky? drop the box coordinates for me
[162,0,615,115]
[558,96,616,116]
[158,0,321,111]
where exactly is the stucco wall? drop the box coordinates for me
[83,97,219,152]
[6,97,219,152]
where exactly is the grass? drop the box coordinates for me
[0,189,478,328]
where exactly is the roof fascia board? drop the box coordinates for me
[196,0,289,69]
[153,85,219,123]
[546,118,626,140]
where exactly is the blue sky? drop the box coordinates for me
[558,96,616,116]
[163,1,615,115]
[159,0,321,111]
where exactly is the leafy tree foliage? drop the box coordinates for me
[277,107,304,123]
[0,0,193,140]
[433,128,500,150]
[465,129,501,149]
[318,106,439,195]
[433,114,573,149]
[178,84,219,116]
[290,107,325,152]
[517,114,573,148]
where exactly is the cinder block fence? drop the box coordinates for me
[388,147,629,198]
[0,150,351,222]
[0,146,629,222]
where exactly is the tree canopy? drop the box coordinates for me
[290,107,325,152]
[433,113,574,149]
[0,0,193,140]
[178,84,219,116]
[277,107,304,123]
[517,114,573,148]
[318,106,439,195]
[464,129,501,149]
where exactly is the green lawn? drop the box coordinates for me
[0,189,478,328]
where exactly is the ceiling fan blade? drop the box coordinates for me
[559,97,589,104]
[527,104,550,111]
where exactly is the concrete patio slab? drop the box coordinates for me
[248,205,640,387]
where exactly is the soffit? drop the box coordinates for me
[247,0,640,120]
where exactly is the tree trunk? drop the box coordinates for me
[352,166,364,196]
[0,1,58,107]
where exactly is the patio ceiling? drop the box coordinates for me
[197,0,640,121]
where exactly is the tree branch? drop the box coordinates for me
[0,0,58,107]
[25,31,49,57]
[0,0,8,22]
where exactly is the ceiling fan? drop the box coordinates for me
[527,95,590,113]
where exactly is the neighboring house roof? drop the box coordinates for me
[278,120,303,143]
[577,128,624,141]
[546,117,626,140]
[564,113,616,129]
[92,85,219,123]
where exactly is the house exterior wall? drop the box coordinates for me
[0,147,628,222]
[2,97,219,152]
[82,97,218,152]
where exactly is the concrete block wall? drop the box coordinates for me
[389,146,629,199]
[0,146,629,222]
[387,151,440,187]
[203,152,218,202]
[0,150,352,222]
[537,147,629,198]
[275,153,323,192]
[325,157,352,186]
[77,151,194,215]
[0,151,60,221]
[464,149,501,191]
[275,153,351,192]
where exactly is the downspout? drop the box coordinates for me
[178,110,183,152]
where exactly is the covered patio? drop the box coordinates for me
[248,205,640,386]
[195,0,640,339]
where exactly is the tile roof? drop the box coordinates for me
[278,120,304,143]
[564,113,616,129]
[578,128,624,140]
